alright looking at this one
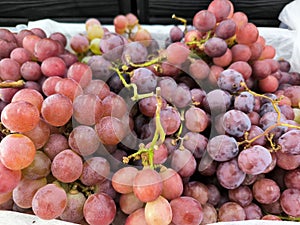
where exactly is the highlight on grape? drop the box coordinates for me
[0,0,300,224]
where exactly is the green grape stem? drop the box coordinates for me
[123,87,166,169]
[238,82,300,150]
[172,14,187,33]
[0,80,25,88]
[112,67,154,101]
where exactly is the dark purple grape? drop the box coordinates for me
[204,37,228,57]
[222,109,251,137]
[206,135,239,162]
[215,19,236,40]
[169,26,184,42]
[217,69,245,93]
[234,91,255,113]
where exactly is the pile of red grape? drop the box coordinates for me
[1,0,300,224]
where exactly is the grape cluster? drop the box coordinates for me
[1,0,300,224]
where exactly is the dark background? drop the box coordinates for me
[0,0,292,27]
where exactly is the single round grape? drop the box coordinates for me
[207,135,239,162]
[215,19,236,39]
[193,10,216,32]
[213,48,232,67]
[125,208,147,225]
[73,93,103,126]
[0,161,21,194]
[218,202,246,222]
[206,184,221,206]
[41,93,73,127]
[32,183,67,220]
[170,26,184,42]
[204,89,231,114]
[43,133,69,160]
[133,168,163,203]
[68,125,100,156]
[217,69,245,93]
[67,62,93,88]
[158,77,178,103]
[222,109,251,137]
[231,44,252,62]
[184,106,209,133]
[183,132,208,158]
[0,133,36,170]
[184,181,209,205]
[119,192,144,215]
[138,96,167,117]
[244,203,263,220]
[111,166,138,194]
[114,15,128,34]
[1,101,40,133]
[280,188,300,217]
[80,156,110,186]
[234,91,255,113]
[101,92,128,119]
[252,59,272,80]
[171,148,197,178]
[83,79,110,100]
[121,41,148,65]
[132,28,152,47]
[54,77,83,102]
[160,106,181,135]
[217,158,246,189]
[83,193,116,225]
[41,76,63,96]
[22,119,50,150]
[204,37,228,58]
[10,47,31,64]
[284,168,300,189]
[228,185,253,207]
[170,196,203,225]
[238,145,272,175]
[278,130,300,155]
[22,150,51,180]
[276,150,300,170]
[189,59,210,80]
[87,55,113,81]
[51,149,83,183]
[131,67,157,94]
[207,0,231,22]
[252,178,281,204]
[166,42,190,65]
[60,191,86,223]
[145,195,172,225]
[34,38,60,61]
[41,56,66,77]
[95,116,126,145]
[172,83,192,108]
[200,203,217,224]
[236,22,259,45]
[70,34,89,53]
[159,168,183,201]
[0,58,21,81]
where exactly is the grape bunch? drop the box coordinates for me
[1,0,300,224]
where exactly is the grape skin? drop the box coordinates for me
[32,183,67,220]
[83,193,116,225]
[238,145,272,175]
